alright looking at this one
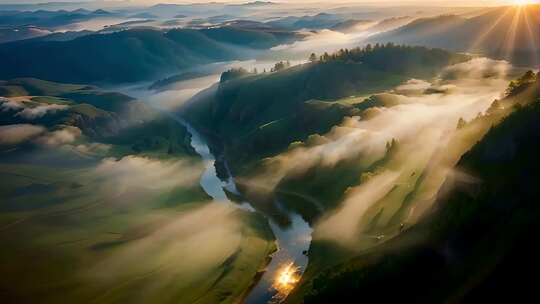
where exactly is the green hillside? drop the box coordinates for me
[0,78,277,304]
[288,72,540,303]
[0,78,195,157]
[183,44,470,174]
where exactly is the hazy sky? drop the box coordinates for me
[0,0,537,5]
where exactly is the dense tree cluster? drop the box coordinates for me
[220,67,253,83]
[271,60,291,72]
[505,70,540,97]
[307,43,468,75]
[221,60,294,80]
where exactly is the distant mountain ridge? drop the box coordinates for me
[0,26,299,84]
[232,1,277,7]
[0,9,115,28]
[371,5,540,66]
[0,8,120,43]
[267,13,344,30]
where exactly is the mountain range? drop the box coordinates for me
[371,5,540,66]
[0,27,299,84]
[0,9,115,28]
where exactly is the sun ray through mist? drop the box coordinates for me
[521,7,540,66]
[503,5,523,60]
[468,7,513,53]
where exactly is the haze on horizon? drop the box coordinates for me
[0,0,539,7]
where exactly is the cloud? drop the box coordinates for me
[0,98,68,119]
[252,86,498,192]
[147,87,213,110]
[311,59,513,247]
[249,58,512,247]
[34,126,81,147]
[315,170,401,244]
[0,99,25,112]
[15,104,68,120]
[73,142,112,154]
[0,124,46,146]
[120,59,305,111]
[440,57,513,81]
[271,29,366,55]
[393,79,432,96]
[93,155,204,195]
[86,203,245,296]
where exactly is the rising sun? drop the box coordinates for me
[513,0,534,6]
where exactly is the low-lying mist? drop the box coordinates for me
[251,57,518,248]
[85,203,246,301]
[270,17,414,58]
[271,29,368,56]
[119,59,306,111]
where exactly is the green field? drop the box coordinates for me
[0,158,275,304]
[0,78,276,304]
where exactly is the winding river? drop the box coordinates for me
[189,123,312,304]
[124,71,313,303]
[166,112,313,304]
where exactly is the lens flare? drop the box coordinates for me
[467,2,539,66]
[272,262,300,300]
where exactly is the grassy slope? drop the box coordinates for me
[287,77,540,303]
[0,78,277,304]
[0,162,275,304]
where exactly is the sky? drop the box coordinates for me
[0,0,538,6]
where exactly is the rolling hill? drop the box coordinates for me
[288,72,540,303]
[182,45,470,174]
[0,82,276,304]
[0,27,299,84]
[0,78,196,157]
[267,13,345,30]
[0,26,53,44]
[331,16,413,34]
[0,9,116,28]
